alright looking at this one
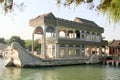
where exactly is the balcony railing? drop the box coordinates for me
[38,37,58,44]
[38,36,103,45]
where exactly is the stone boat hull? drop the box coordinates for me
[3,42,91,68]
[2,42,100,68]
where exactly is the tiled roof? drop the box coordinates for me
[29,12,104,33]
[110,40,120,47]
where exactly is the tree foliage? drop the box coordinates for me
[0,0,24,14]
[0,38,6,43]
[8,36,25,48]
[0,0,120,23]
[25,40,32,50]
[34,40,41,51]
[0,36,41,51]
[99,0,120,23]
[57,0,120,23]
[25,39,41,51]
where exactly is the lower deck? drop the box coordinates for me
[37,43,107,59]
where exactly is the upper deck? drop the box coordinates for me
[29,12,107,46]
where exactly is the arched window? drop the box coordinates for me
[68,30,73,38]
[46,26,55,32]
[46,26,56,38]
[32,26,43,54]
[34,26,43,34]
[59,31,65,37]
[75,30,80,39]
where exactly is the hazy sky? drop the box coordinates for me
[0,0,120,41]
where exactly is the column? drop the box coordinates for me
[55,44,60,58]
[80,30,82,40]
[95,46,97,54]
[51,45,52,57]
[99,34,102,42]
[82,45,86,56]
[85,46,88,56]
[104,46,106,55]
[90,32,92,41]
[73,30,75,38]
[89,46,92,56]
[32,32,34,54]
[65,44,69,57]
[95,32,97,42]
[73,45,76,56]
[99,46,102,56]
[43,26,46,58]
[84,31,86,40]
[65,29,68,38]
[55,27,59,39]
[80,45,82,57]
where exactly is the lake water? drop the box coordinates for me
[0,58,120,80]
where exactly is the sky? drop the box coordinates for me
[0,0,120,41]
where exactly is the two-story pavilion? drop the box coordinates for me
[29,12,108,59]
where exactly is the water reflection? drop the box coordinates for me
[0,58,120,80]
[0,66,105,80]
[104,66,120,80]
[1,67,21,80]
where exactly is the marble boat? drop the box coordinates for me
[2,13,108,67]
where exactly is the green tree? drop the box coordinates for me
[25,40,32,51]
[0,38,6,43]
[34,40,41,51]
[8,36,25,48]
[25,39,41,51]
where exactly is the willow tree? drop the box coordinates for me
[0,0,120,23]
